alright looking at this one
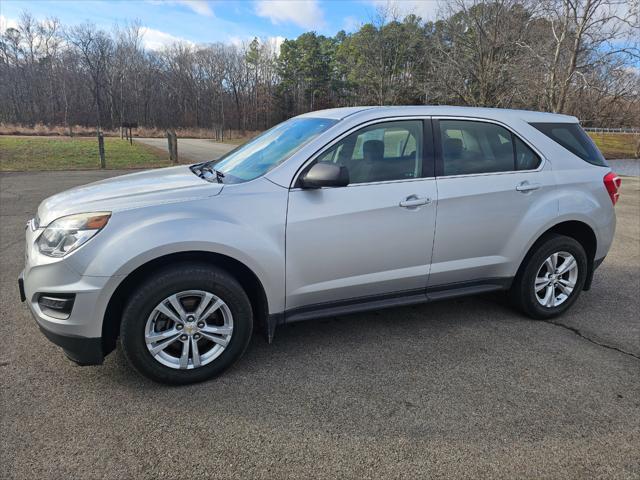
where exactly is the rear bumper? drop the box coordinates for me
[584,256,606,291]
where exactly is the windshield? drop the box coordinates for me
[211,117,337,183]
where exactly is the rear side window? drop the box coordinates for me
[529,122,607,167]
[438,120,540,176]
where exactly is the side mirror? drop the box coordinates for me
[300,163,349,189]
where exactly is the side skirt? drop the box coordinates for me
[265,277,512,342]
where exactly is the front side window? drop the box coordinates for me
[529,122,607,167]
[213,117,336,183]
[439,120,540,176]
[314,120,424,184]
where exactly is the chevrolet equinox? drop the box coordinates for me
[19,106,620,384]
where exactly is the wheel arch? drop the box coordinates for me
[102,251,269,356]
[515,219,597,289]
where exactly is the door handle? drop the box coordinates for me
[399,196,431,208]
[516,181,541,192]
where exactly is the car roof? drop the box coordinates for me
[299,105,578,123]
[298,107,376,120]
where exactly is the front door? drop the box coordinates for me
[285,119,437,310]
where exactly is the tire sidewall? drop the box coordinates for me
[120,264,252,384]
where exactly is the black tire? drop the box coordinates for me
[510,234,588,319]
[120,262,253,385]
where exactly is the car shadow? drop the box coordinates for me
[100,291,517,390]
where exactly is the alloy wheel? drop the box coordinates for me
[534,251,579,308]
[144,290,233,369]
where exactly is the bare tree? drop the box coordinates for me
[65,23,113,130]
[0,4,638,131]
[527,0,639,113]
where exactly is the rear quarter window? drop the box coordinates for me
[530,122,608,167]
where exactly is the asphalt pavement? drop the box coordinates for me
[134,137,235,163]
[1,170,639,479]
[608,159,640,177]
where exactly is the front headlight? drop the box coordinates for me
[37,212,111,257]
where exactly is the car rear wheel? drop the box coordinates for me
[510,234,588,319]
[120,263,252,384]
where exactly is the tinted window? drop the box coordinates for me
[214,117,336,183]
[315,121,423,184]
[439,120,540,176]
[530,122,607,167]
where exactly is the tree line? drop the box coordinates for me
[1,0,638,134]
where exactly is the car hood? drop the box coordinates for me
[37,166,223,226]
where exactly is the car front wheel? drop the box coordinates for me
[120,263,253,384]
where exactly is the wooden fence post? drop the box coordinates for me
[167,130,178,163]
[98,132,106,169]
[172,131,178,163]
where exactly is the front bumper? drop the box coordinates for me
[20,269,105,365]
[39,326,104,365]
[21,224,112,366]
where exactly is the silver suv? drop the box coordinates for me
[20,106,620,384]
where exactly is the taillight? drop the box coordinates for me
[603,172,621,205]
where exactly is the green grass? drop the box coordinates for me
[588,132,639,160]
[0,136,172,171]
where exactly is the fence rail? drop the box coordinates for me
[584,127,640,134]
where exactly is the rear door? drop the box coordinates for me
[285,118,437,310]
[429,118,555,287]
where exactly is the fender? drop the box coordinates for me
[508,172,612,278]
[81,211,283,305]
[64,182,288,337]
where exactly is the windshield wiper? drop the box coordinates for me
[192,163,225,183]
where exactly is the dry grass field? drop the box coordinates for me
[0,123,259,143]
[588,132,639,159]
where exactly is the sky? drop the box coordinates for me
[0,0,442,50]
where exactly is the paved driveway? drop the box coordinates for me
[1,171,639,479]
[608,159,640,177]
[135,137,235,163]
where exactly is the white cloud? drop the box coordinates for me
[177,0,214,17]
[227,35,286,55]
[146,0,214,17]
[228,36,245,48]
[254,0,325,29]
[366,0,442,21]
[342,15,362,32]
[267,35,286,55]
[140,27,195,50]
[0,15,19,31]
